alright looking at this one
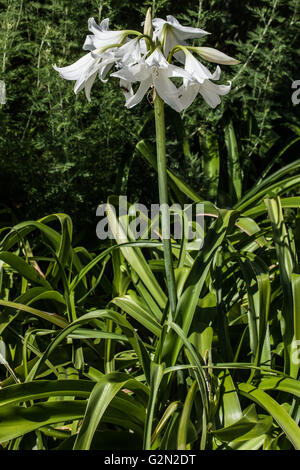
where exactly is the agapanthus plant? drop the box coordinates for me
[54,8,239,317]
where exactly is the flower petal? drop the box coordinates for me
[99,60,115,82]
[85,71,98,101]
[162,31,186,62]
[111,62,150,83]
[153,70,182,112]
[211,65,221,81]
[86,17,127,49]
[88,17,109,35]
[83,35,96,51]
[99,18,110,31]
[146,48,169,69]
[115,37,144,67]
[152,18,166,33]
[82,19,111,51]
[53,53,95,81]
[119,79,134,100]
[124,77,152,108]
[165,15,209,40]
[153,16,209,62]
[185,51,214,82]
[153,15,209,41]
[199,80,231,108]
[166,63,192,81]
[178,83,199,111]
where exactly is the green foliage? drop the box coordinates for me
[1,159,300,449]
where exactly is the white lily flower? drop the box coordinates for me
[152,15,209,62]
[53,39,145,101]
[54,12,238,109]
[83,17,132,51]
[179,50,231,109]
[54,17,147,101]
[53,19,122,100]
[53,48,118,101]
[111,48,192,112]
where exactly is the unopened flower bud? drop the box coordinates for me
[143,8,153,38]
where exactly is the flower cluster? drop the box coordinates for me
[54,12,239,112]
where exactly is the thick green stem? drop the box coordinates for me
[154,93,177,317]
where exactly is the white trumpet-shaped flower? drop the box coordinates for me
[54,12,239,110]
[111,48,192,112]
[53,48,118,101]
[83,17,134,51]
[54,18,146,101]
[152,15,209,62]
[178,50,231,109]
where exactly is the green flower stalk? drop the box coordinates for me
[154,92,177,317]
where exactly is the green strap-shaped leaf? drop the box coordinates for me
[257,376,300,398]
[26,309,151,385]
[39,213,73,279]
[265,197,296,376]
[224,120,242,202]
[161,209,239,366]
[213,404,272,443]
[219,370,242,427]
[291,273,300,378]
[0,252,51,288]
[151,401,180,446]
[238,383,300,449]
[0,380,93,406]
[0,287,51,334]
[0,299,68,328]
[74,372,148,450]
[243,196,300,219]
[143,362,165,450]
[236,159,300,212]
[199,129,220,201]
[0,395,146,443]
[177,380,197,450]
[111,295,162,336]
[106,196,167,310]
[0,401,86,442]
